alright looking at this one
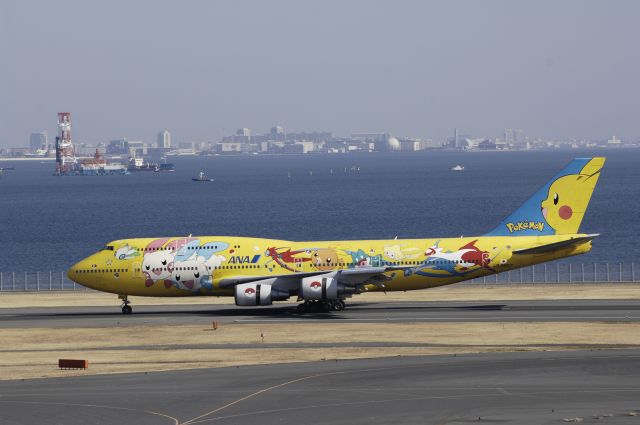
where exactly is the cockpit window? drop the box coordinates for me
[104,246,114,251]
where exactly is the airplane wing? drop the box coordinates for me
[512,234,598,255]
[218,271,327,287]
[218,265,411,288]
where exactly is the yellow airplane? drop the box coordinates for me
[68,157,605,314]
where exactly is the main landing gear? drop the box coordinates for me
[119,294,132,314]
[296,299,346,314]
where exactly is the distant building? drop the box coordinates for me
[157,130,171,148]
[351,133,385,141]
[504,129,524,146]
[127,141,147,157]
[607,136,622,145]
[29,131,48,152]
[270,126,285,141]
[214,142,245,153]
[399,138,427,152]
[107,138,129,154]
[234,128,251,144]
[287,131,332,143]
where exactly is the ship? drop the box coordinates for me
[128,157,175,172]
[77,150,128,175]
[53,113,127,176]
[192,171,214,182]
[451,165,465,171]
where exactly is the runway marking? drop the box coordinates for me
[0,399,179,424]
[180,374,322,425]
[186,387,640,424]
[181,352,640,424]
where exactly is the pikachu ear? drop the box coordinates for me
[580,157,606,177]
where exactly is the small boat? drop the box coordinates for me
[451,165,465,171]
[192,171,214,182]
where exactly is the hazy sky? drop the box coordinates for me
[1,0,639,147]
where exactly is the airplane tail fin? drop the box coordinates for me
[485,157,605,236]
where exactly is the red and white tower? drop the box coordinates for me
[55,112,77,174]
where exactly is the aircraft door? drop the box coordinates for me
[131,262,142,280]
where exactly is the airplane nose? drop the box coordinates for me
[67,261,81,282]
[67,256,95,287]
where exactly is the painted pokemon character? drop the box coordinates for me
[344,249,383,267]
[139,238,228,291]
[487,157,605,237]
[69,157,606,315]
[114,244,139,260]
[417,240,491,278]
[310,248,340,271]
[265,247,310,271]
[383,245,422,261]
[141,238,176,288]
[171,239,228,291]
[540,158,602,234]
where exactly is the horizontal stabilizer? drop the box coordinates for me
[512,234,598,255]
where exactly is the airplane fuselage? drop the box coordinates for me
[69,234,593,297]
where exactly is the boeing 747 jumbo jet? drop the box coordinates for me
[68,157,605,314]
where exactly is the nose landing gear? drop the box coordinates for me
[296,299,346,314]
[119,294,132,314]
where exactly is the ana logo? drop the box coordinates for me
[244,287,256,296]
[506,221,545,233]
[229,255,261,264]
[310,281,322,290]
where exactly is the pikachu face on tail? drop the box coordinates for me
[540,158,605,235]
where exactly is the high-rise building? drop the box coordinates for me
[234,128,251,143]
[504,128,524,145]
[157,130,171,148]
[29,131,48,152]
[270,126,285,141]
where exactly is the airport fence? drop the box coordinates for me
[463,262,638,285]
[0,271,87,292]
[0,263,638,292]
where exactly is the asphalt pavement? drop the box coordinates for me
[1,350,639,425]
[0,299,639,328]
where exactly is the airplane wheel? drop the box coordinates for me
[334,301,345,311]
[320,302,332,313]
[296,304,308,314]
[122,305,132,315]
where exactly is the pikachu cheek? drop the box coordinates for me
[558,205,573,220]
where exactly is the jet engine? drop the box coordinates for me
[235,282,289,306]
[301,274,355,300]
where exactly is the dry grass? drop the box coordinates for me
[3,285,639,380]
[1,284,640,309]
[2,322,638,380]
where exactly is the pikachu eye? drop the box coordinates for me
[553,193,559,205]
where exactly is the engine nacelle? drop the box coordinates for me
[301,275,350,300]
[235,282,289,306]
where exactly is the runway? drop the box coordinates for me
[0,299,639,328]
[1,350,639,424]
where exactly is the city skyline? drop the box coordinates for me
[2,1,640,147]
